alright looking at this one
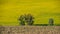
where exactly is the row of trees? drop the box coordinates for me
[18,14,54,26]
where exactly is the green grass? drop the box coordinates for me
[33,24,60,26]
[33,24,48,26]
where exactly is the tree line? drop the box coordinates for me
[18,14,54,26]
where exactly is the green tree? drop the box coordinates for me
[19,15,25,25]
[49,18,54,26]
[18,14,34,25]
[25,14,34,25]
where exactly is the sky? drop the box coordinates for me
[0,0,60,26]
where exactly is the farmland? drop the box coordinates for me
[0,0,60,26]
[0,26,60,34]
